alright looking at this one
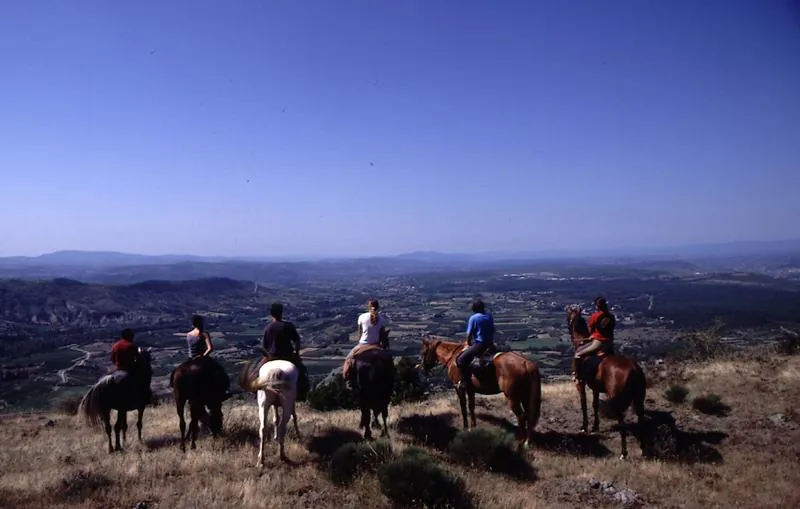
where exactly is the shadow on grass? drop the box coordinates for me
[477,412,612,458]
[305,427,364,460]
[144,434,179,451]
[633,410,727,464]
[395,412,459,452]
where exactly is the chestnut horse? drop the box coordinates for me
[419,335,541,447]
[566,305,646,459]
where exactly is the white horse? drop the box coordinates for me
[240,359,300,465]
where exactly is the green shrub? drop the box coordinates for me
[692,394,731,416]
[664,384,690,404]
[329,439,393,486]
[377,449,472,508]
[391,357,428,405]
[307,369,357,411]
[448,427,535,480]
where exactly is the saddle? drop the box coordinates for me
[462,343,504,372]
[343,344,387,380]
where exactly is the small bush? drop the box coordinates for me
[378,449,472,508]
[448,427,534,480]
[692,394,731,417]
[777,330,800,356]
[53,394,83,415]
[664,384,690,404]
[329,439,393,485]
[391,357,428,405]
[307,369,357,411]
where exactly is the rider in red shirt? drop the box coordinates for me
[575,297,616,359]
[111,328,138,372]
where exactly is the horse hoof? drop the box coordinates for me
[619,454,627,461]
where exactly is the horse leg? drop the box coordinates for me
[189,401,203,450]
[257,391,267,467]
[360,404,373,440]
[103,410,113,454]
[591,390,600,433]
[113,411,124,452]
[292,408,301,439]
[272,403,280,441]
[136,407,144,442]
[618,411,628,460]
[120,410,128,447]
[577,382,589,433]
[380,406,389,437]
[456,387,469,429]
[467,389,477,429]
[277,401,291,461]
[177,397,187,453]
[508,397,525,441]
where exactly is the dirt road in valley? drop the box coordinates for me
[56,345,92,386]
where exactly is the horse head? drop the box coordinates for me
[418,335,441,374]
[566,306,590,345]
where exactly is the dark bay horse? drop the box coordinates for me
[419,335,542,447]
[346,328,395,440]
[77,347,153,453]
[566,305,646,459]
[170,355,230,452]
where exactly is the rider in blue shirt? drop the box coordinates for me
[456,298,495,391]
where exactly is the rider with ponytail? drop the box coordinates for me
[344,299,388,389]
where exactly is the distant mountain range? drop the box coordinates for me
[0,239,798,285]
[2,239,799,266]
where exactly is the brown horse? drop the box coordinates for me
[566,305,646,459]
[169,355,230,452]
[419,335,541,446]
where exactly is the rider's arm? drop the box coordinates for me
[202,332,213,356]
[466,315,476,345]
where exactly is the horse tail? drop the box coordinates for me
[76,376,112,427]
[525,359,542,437]
[238,360,259,393]
[242,361,296,394]
[627,361,647,419]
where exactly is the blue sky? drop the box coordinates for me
[1,0,798,257]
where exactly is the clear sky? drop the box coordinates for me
[1,0,798,257]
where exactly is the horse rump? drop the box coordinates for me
[77,375,115,427]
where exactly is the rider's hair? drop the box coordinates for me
[121,328,135,341]
[471,298,486,314]
[192,314,204,332]
[368,299,380,325]
[270,302,284,320]
[594,297,609,312]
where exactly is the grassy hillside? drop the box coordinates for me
[1,353,799,509]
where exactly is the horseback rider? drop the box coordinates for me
[344,299,389,390]
[261,302,311,401]
[111,328,138,372]
[187,314,231,401]
[456,298,495,392]
[573,296,616,380]
[110,328,152,403]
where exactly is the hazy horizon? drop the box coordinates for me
[2,1,799,257]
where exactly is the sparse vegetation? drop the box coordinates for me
[0,354,799,508]
[448,427,535,480]
[377,448,472,509]
[391,357,428,405]
[329,439,393,485]
[664,384,690,404]
[692,393,731,416]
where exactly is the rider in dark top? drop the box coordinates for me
[261,302,310,401]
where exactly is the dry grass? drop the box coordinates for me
[1,355,799,508]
